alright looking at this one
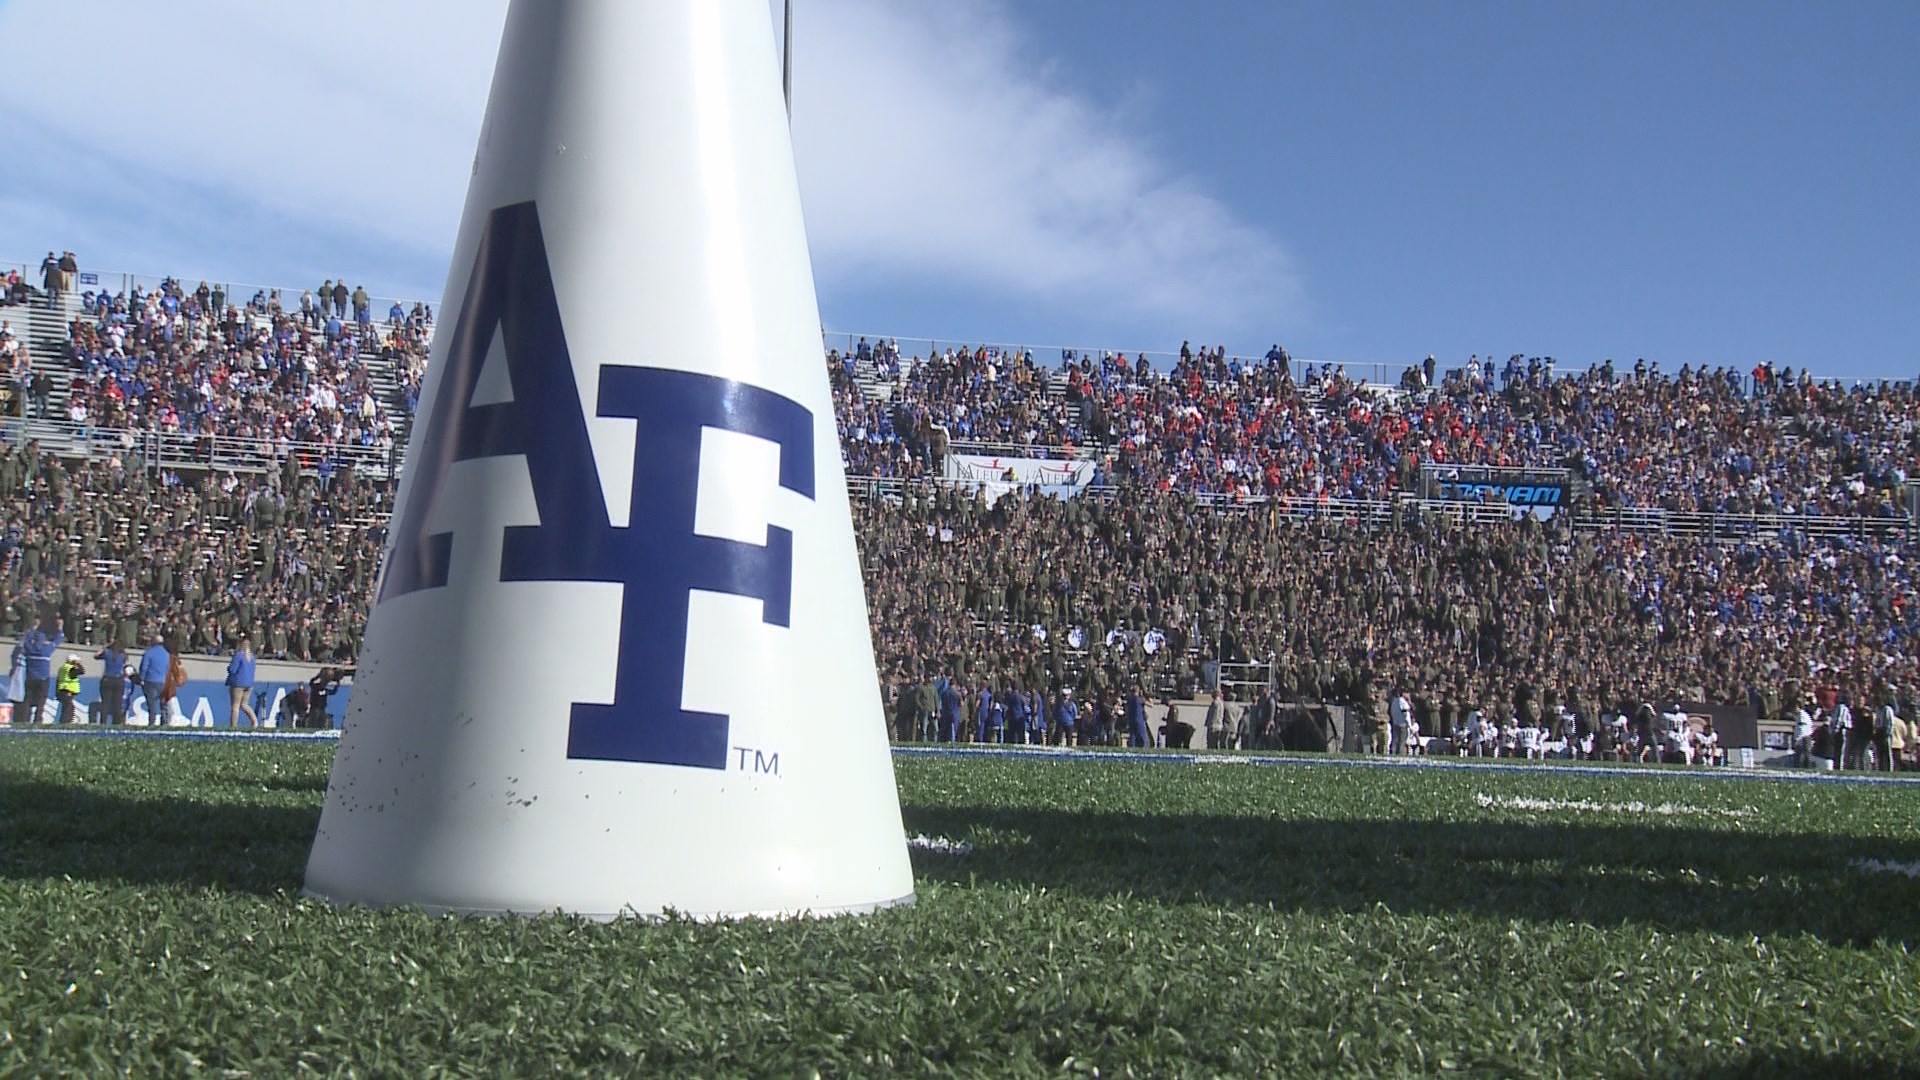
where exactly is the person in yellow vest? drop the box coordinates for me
[1888,704,1910,773]
[54,654,84,725]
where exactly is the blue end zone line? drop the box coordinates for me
[5,727,1918,788]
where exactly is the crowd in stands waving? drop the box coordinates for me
[2,253,1917,765]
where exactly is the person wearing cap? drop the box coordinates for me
[136,632,171,728]
[1055,687,1078,748]
[54,654,84,724]
[226,638,259,730]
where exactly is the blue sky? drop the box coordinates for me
[1,0,1915,378]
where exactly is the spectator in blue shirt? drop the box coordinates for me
[1026,689,1048,746]
[1056,689,1078,747]
[1127,688,1151,749]
[226,638,259,729]
[1006,689,1030,745]
[137,633,172,728]
[939,680,963,744]
[12,611,64,725]
[95,640,129,725]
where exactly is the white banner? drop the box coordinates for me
[944,454,1095,504]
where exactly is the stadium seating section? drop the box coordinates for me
[3,266,1916,758]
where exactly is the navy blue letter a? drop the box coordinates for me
[377,202,816,771]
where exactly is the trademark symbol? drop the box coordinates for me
[732,747,782,776]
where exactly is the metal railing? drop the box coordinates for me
[947,439,1099,461]
[844,475,1913,541]
[0,262,439,330]
[822,332,1416,387]
[0,408,1904,542]
[1576,504,1908,542]
[0,416,401,480]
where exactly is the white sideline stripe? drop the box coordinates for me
[892,745,1920,788]
[1851,858,1920,879]
[1475,792,1755,819]
[906,834,973,856]
[4,729,1920,790]
[0,728,342,742]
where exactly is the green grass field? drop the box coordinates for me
[1,737,1917,1077]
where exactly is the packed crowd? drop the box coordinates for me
[862,480,1919,767]
[55,276,430,459]
[834,339,1918,517]
[2,257,1916,765]
[0,442,384,664]
[11,259,1913,523]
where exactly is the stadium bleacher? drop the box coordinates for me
[3,257,1917,766]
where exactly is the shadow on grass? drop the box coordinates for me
[6,767,1917,952]
[903,803,1920,949]
[0,779,318,896]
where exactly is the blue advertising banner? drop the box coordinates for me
[1418,463,1572,520]
[7,677,351,729]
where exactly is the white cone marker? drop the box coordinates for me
[303,0,913,918]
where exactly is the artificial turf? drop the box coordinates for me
[1,736,1916,1077]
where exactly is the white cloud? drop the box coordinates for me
[0,0,506,296]
[0,0,1300,335]
[791,0,1301,335]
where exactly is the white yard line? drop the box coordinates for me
[906,834,974,856]
[1475,792,1755,819]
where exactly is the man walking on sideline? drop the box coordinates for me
[137,633,172,727]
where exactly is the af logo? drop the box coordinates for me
[379,201,815,771]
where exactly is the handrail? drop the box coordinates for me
[1577,505,1907,541]
[0,416,401,479]
[843,474,1909,540]
[946,439,1101,461]
[1,259,436,328]
[826,330,1920,393]
[822,331,1418,388]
